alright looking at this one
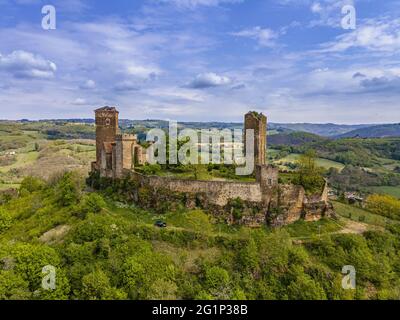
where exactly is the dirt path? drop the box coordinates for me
[337,220,369,235]
[292,219,371,244]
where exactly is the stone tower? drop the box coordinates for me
[244,111,267,166]
[114,134,137,178]
[95,106,119,166]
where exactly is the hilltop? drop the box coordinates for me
[337,124,400,139]
[1,118,400,300]
[6,119,390,138]
[1,172,400,300]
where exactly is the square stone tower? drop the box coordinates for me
[244,111,267,166]
[114,134,137,178]
[95,106,119,167]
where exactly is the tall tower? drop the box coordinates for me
[95,106,119,166]
[244,111,267,166]
[114,134,137,178]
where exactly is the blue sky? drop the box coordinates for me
[0,0,399,123]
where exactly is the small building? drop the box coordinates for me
[344,192,364,205]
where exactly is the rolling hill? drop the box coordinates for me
[268,132,330,146]
[337,124,400,138]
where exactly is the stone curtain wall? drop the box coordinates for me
[130,171,262,206]
[123,171,333,226]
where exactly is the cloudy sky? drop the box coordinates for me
[0,0,399,123]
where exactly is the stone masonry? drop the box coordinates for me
[92,107,147,179]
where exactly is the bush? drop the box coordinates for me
[140,164,162,175]
[366,194,400,220]
[19,177,45,193]
[292,150,325,194]
[0,209,12,233]
[81,269,126,300]
[80,193,106,214]
[287,273,327,300]
[229,198,244,221]
[205,266,230,291]
[55,172,82,207]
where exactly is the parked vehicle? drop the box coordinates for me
[154,220,167,228]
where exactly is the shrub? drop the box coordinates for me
[81,269,126,300]
[19,177,45,193]
[229,198,244,221]
[0,209,12,233]
[55,172,82,207]
[80,193,106,214]
[205,266,230,291]
[366,194,400,220]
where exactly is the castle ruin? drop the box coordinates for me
[92,107,147,179]
[91,107,334,227]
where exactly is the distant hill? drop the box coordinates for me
[337,124,400,138]
[121,121,368,137]
[14,118,398,138]
[268,132,329,146]
[268,123,370,137]
[119,120,370,137]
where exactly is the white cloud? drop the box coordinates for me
[188,72,231,88]
[72,98,88,105]
[311,2,322,13]
[80,79,96,89]
[126,63,161,79]
[10,0,89,13]
[231,27,278,47]
[320,18,400,52]
[0,50,57,79]
[155,0,244,9]
[309,0,355,28]
[146,86,207,102]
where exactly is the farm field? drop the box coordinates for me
[332,201,397,227]
[0,125,96,189]
[274,153,345,171]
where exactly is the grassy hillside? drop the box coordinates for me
[1,174,400,300]
[268,132,329,147]
[365,186,400,199]
[0,122,95,190]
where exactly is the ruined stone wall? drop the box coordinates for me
[320,181,329,203]
[302,182,334,222]
[265,184,305,227]
[256,164,279,188]
[244,112,267,166]
[130,171,262,207]
[134,146,148,166]
[91,107,334,227]
[114,134,136,178]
